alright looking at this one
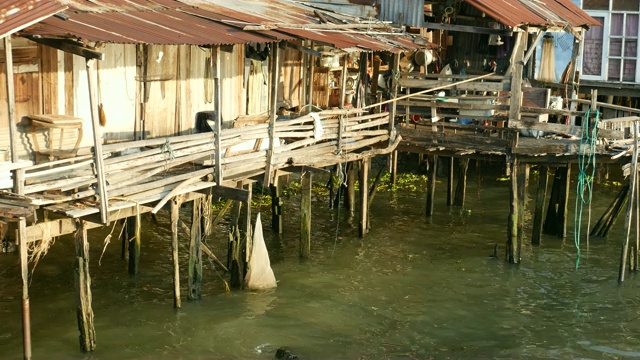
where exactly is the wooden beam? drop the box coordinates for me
[423,22,512,36]
[4,37,22,194]
[211,185,250,202]
[28,37,104,60]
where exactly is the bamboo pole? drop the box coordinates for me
[426,155,437,217]
[362,72,496,110]
[359,157,370,237]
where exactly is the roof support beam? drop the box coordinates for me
[423,22,512,36]
[27,37,104,60]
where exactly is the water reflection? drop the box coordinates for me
[0,173,639,359]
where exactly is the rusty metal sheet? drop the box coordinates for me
[19,0,424,52]
[465,0,600,28]
[0,0,66,39]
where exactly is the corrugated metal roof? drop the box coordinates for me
[379,0,423,28]
[19,0,424,52]
[465,0,600,28]
[0,0,67,39]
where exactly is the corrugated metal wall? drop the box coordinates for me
[379,0,423,28]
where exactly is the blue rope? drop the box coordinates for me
[574,108,599,269]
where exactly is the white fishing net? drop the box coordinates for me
[245,213,277,290]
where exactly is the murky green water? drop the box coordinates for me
[2,164,640,359]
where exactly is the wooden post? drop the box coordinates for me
[188,198,203,300]
[86,59,109,224]
[347,162,357,218]
[426,155,438,217]
[270,180,283,234]
[5,37,23,194]
[389,53,399,184]
[170,196,181,308]
[543,166,571,238]
[517,163,530,243]
[214,46,223,185]
[447,157,455,206]
[127,216,140,276]
[228,198,242,289]
[619,123,639,283]
[507,159,520,264]
[507,31,526,129]
[300,170,312,258]
[531,166,548,245]
[359,158,370,237]
[74,220,96,352]
[264,43,280,185]
[390,150,398,185]
[19,218,31,360]
[242,184,252,280]
[591,184,629,237]
[453,158,469,207]
[8,36,31,359]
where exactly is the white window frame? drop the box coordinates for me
[580,11,610,81]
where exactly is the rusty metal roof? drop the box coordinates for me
[0,0,67,39]
[465,0,600,28]
[19,0,423,52]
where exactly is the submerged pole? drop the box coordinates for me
[74,220,96,352]
[453,158,469,207]
[447,157,454,206]
[270,180,283,234]
[619,123,639,283]
[359,157,370,237]
[426,155,438,217]
[19,218,31,360]
[300,170,312,258]
[507,159,520,263]
[532,165,549,245]
[188,198,203,300]
[127,216,139,276]
[170,196,181,308]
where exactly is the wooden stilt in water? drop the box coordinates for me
[619,124,638,283]
[228,197,242,289]
[516,163,530,242]
[327,166,335,210]
[170,196,181,308]
[453,158,469,207]
[188,198,203,301]
[426,155,438,217]
[300,170,312,258]
[390,150,398,185]
[532,166,549,245]
[74,219,96,352]
[347,162,357,219]
[19,218,32,360]
[447,157,454,207]
[241,184,252,280]
[127,216,139,276]
[630,246,637,272]
[270,179,283,234]
[507,159,520,263]
[543,166,571,238]
[359,157,370,237]
[591,184,629,237]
